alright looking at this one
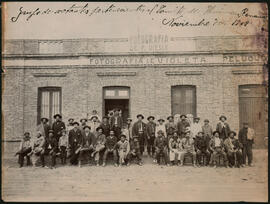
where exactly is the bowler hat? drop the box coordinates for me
[24,132,30,136]
[48,129,54,133]
[96,126,104,132]
[213,130,220,136]
[53,114,62,119]
[41,117,49,122]
[120,134,126,138]
[102,116,109,120]
[180,114,187,119]
[90,115,98,120]
[80,118,87,123]
[114,108,121,112]
[68,118,74,122]
[127,118,132,122]
[147,116,155,121]
[157,118,165,122]
[73,121,79,126]
[167,116,173,120]
[194,117,200,120]
[204,119,209,122]
[243,122,249,125]
[219,115,227,120]
[83,125,91,130]
[137,114,144,119]
[229,131,236,136]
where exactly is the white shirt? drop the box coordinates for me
[190,122,202,138]
[155,124,167,138]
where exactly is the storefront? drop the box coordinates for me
[2,34,268,148]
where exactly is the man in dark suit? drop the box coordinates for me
[110,109,123,140]
[216,115,231,140]
[132,114,147,155]
[100,116,111,137]
[146,116,156,157]
[177,115,189,138]
[52,114,66,143]
[68,122,83,165]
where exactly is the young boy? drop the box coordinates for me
[59,129,68,165]
[154,130,169,166]
[115,134,130,166]
[194,131,211,166]
[47,129,59,168]
[15,132,32,167]
[103,130,118,167]
[168,131,184,166]
[209,131,228,168]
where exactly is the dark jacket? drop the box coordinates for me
[48,137,59,153]
[146,121,156,138]
[132,121,147,138]
[238,128,254,145]
[52,121,66,139]
[100,122,111,137]
[81,132,94,148]
[110,116,123,128]
[216,122,230,139]
[154,136,168,150]
[68,128,83,149]
[194,136,208,152]
[105,136,118,150]
[177,120,189,135]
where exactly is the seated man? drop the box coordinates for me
[168,131,184,166]
[28,131,46,167]
[209,131,228,168]
[15,132,32,168]
[154,130,169,166]
[194,131,211,167]
[78,126,94,167]
[128,136,142,166]
[224,131,243,168]
[115,134,130,166]
[91,127,106,166]
[47,129,59,169]
[182,131,197,167]
[103,130,118,167]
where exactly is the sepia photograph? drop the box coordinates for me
[1,1,268,202]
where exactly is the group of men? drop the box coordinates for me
[15,109,255,169]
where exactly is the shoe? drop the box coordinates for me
[213,165,217,168]
[193,164,197,168]
[114,163,118,167]
[248,163,254,167]
[126,163,130,166]
[102,163,106,167]
[166,163,170,167]
[138,162,143,166]
[153,159,157,163]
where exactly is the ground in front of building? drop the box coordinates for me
[1,142,268,202]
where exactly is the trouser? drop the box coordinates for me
[32,150,45,167]
[118,150,128,164]
[156,148,169,165]
[227,150,242,167]
[212,147,228,166]
[139,133,145,155]
[147,136,155,156]
[169,149,184,162]
[17,148,32,167]
[113,126,122,140]
[183,151,196,164]
[50,151,57,167]
[60,146,67,164]
[103,149,117,163]
[242,142,253,165]
[93,144,105,162]
[127,149,141,164]
[70,147,79,165]
[196,150,210,165]
[79,148,93,163]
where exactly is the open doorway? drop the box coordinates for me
[104,99,129,123]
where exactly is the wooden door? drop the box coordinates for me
[239,85,267,148]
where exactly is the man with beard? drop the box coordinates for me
[132,114,147,155]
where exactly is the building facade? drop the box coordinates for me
[2,35,268,148]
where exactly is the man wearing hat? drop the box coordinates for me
[154,130,169,166]
[182,131,197,167]
[91,126,106,166]
[100,116,111,137]
[224,131,243,168]
[110,109,123,139]
[78,125,94,167]
[47,129,59,168]
[165,116,177,140]
[121,118,133,141]
[155,118,167,138]
[190,117,202,139]
[52,114,66,143]
[177,115,189,138]
[103,130,118,167]
[238,122,255,167]
[15,132,32,167]
[194,131,211,166]
[37,117,51,153]
[132,114,147,155]
[68,122,83,165]
[216,115,231,140]
[202,119,213,140]
[66,118,74,134]
[146,116,156,157]
[88,110,101,123]
[59,129,69,165]
[88,115,101,135]
[79,118,88,133]
[28,131,46,167]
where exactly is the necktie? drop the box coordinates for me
[140,123,142,131]
[115,117,118,125]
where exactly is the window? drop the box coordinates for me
[37,87,62,125]
[171,85,196,116]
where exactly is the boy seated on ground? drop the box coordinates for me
[47,129,59,169]
[209,131,228,168]
[102,130,118,167]
[168,131,184,166]
[115,134,130,166]
[128,136,143,166]
[154,130,169,166]
[194,131,211,167]
[28,131,46,167]
[182,131,197,167]
[224,131,243,168]
[15,132,32,168]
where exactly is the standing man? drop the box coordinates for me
[146,116,156,157]
[238,122,255,167]
[190,117,202,139]
[121,118,133,141]
[177,115,189,138]
[202,119,213,140]
[110,109,123,140]
[89,115,101,135]
[216,115,231,140]
[132,114,147,155]
[37,117,51,153]
[66,118,74,134]
[165,116,177,140]
[79,118,88,133]
[155,118,167,138]
[100,116,111,137]
[68,122,83,165]
[52,114,66,143]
